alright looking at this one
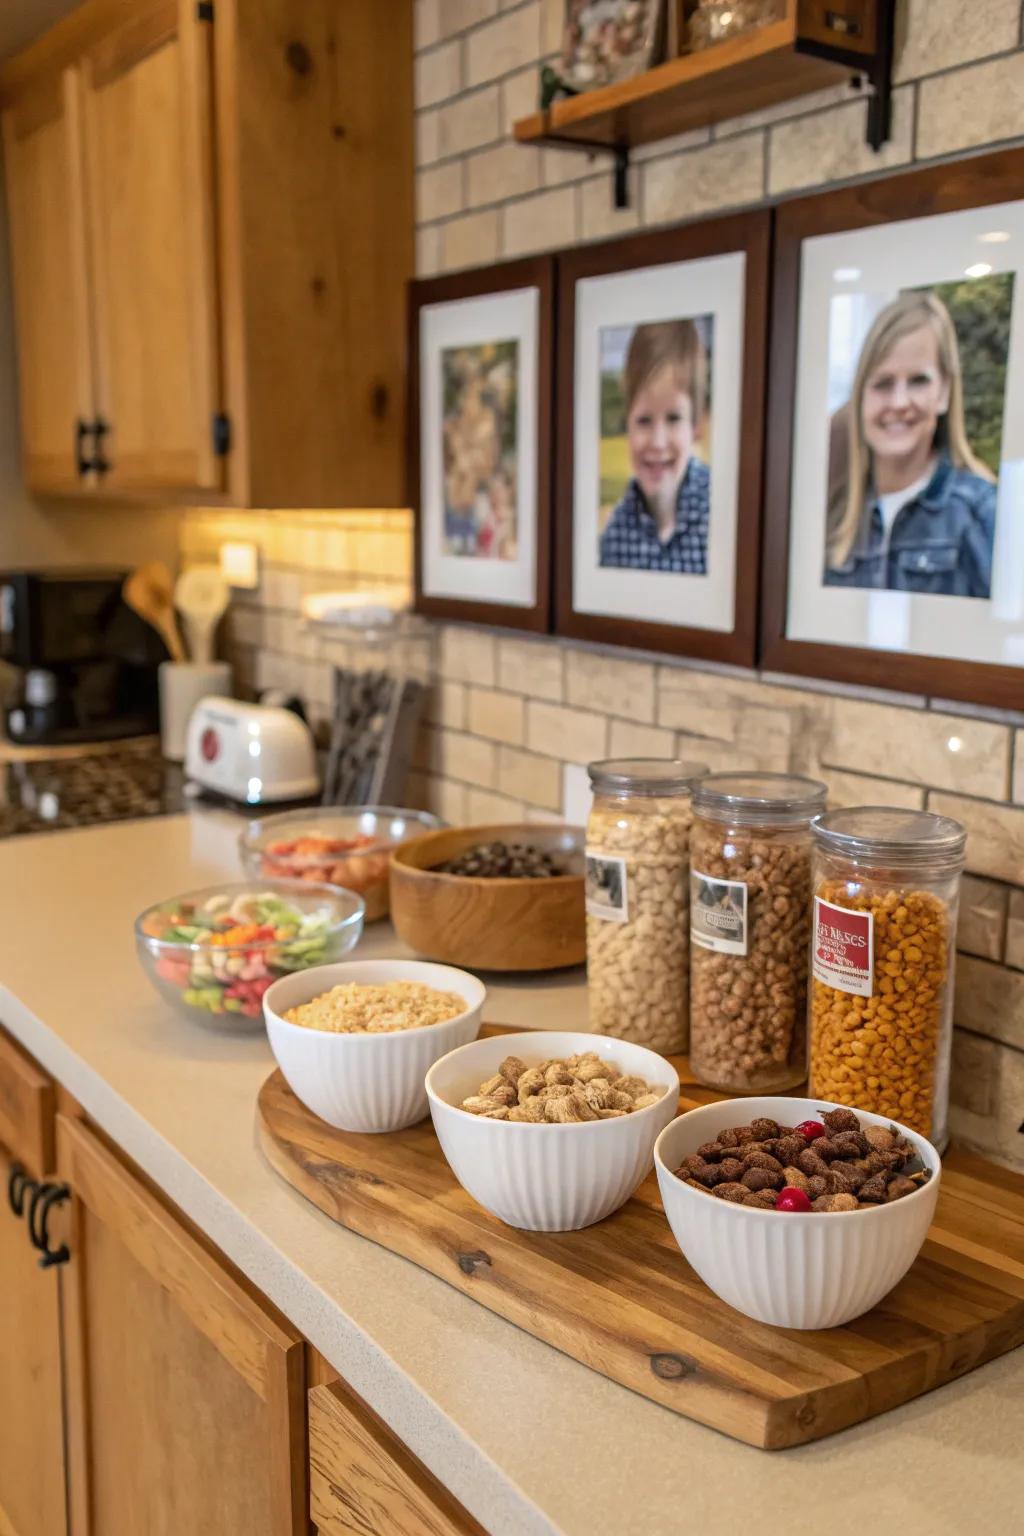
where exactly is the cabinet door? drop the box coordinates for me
[56,1115,306,1536]
[2,70,95,495]
[309,1381,485,1536]
[0,1031,66,1536]
[80,0,222,495]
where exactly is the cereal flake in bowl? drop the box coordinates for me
[283,980,466,1035]
[264,959,485,1133]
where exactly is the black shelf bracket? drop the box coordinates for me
[613,144,630,210]
[795,0,897,152]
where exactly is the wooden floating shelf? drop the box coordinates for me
[514,14,868,154]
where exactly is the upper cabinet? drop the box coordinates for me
[2,70,94,494]
[0,0,413,508]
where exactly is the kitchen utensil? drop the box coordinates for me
[239,805,442,922]
[654,1096,940,1329]
[389,824,586,970]
[158,661,232,761]
[263,959,485,1133]
[123,562,185,662]
[173,565,229,664]
[184,697,319,803]
[426,1031,679,1231]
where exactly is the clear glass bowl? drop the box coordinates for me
[238,806,443,922]
[135,880,365,1031]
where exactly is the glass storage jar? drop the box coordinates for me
[689,773,827,1093]
[808,807,966,1149]
[688,0,784,50]
[586,759,708,1055]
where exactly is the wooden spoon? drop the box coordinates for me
[123,561,186,662]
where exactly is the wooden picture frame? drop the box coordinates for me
[408,257,555,633]
[762,148,1024,709]
[555,211,771,665]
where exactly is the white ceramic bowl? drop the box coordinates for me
[654,1096,941,1330]
[264,959,485,1133]
[426,1031,680,1231]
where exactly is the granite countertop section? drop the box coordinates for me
[0,812,1021,1535]
[0,738,185,837]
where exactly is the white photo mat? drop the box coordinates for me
[420,288,539,609]
[572,251,747,632]
[787,200,1024,667]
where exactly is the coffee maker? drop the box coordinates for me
[0,569,169,746]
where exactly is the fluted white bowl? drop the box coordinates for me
[426,1031,680,1231]
[654,1096,941,1330]
[264,959,484,1133]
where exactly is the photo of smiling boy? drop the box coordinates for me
[598,319,712,573]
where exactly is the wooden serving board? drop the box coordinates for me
[256,1029,1024,1450]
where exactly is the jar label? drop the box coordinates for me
[812,897,874,997]
[690,870,748,955]
[585,849,628,923]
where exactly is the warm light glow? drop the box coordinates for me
[947,736,963,753]
[220,540,259,589]
[979,230,1011,244]
[965,262,994,278]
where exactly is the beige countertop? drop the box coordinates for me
[1,809,1021,1535]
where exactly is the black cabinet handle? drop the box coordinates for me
[6,1161,36,1217]
[74,418,111,477]
[27,1180,71,1269]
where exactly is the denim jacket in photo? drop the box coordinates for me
[823,455,997,599]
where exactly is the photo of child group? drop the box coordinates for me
[598,317,713,574]
[823,275,1012,598]
[441,340,519,560]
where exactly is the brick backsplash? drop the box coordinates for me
[181,0,1024,1171]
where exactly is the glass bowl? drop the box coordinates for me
[135,880,365,1030]
[238,806,443,922]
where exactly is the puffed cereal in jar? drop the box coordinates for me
[585,759,708,1055]
[808,808,965,1148]
[689,773,827,1094]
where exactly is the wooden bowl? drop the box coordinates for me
[389,824,585,972]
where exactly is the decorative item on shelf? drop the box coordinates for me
[688,0,783,50]
[303,594,431,807]
[556,213,770,664]
[556,0,667,93]
[409,258,555,631]
[666,0,701,56]
[761,145,1024,709]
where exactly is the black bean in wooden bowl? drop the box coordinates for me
[434,841,565,879]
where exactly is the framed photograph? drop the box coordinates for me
[555,212,771,664]
[409,258,554,632]
[762,148,1024,709]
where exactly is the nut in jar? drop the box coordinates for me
[808,808,966,1147]
[689,774,827,1094]
[585,759,707,1056]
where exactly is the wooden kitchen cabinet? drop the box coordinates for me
[309,1380,484,1536]
[1,0,412,508]
[55,1113,308,1535]
[1,70,94,496]
[0,1029,67,1536]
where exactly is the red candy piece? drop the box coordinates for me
[794,1119,826,1141]
[776,1187,812,1213]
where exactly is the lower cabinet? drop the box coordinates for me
[0,1030,481,1536]
[55,1114,307,1536]
[0,1033,66,1536]
[309,1382,483,1536]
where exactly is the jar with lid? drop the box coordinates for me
[586,759,708,1055]
[688,0,784,51]
[808,807,966,1149]
[689,773,827,1093]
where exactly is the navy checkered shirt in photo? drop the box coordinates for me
[598,459,710,573]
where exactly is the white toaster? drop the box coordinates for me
[184,697,320,804]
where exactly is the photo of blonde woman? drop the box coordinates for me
[824,290,1002,598]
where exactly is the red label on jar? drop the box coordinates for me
[813,897,873,998]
